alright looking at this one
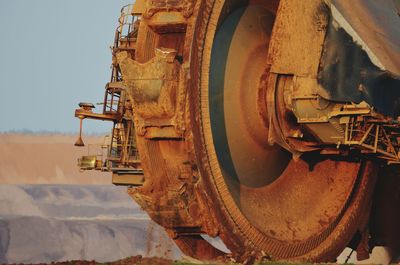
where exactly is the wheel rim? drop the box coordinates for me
[197,0,371,259]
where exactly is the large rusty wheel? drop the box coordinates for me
[122,0,379,262]
[189,0,378,261]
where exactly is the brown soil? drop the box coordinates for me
[3,256,174,265]
[0,133,110,184]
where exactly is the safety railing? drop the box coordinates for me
[75,3,142,175]
[103,85,123,114]
[113,4,140,52]
[107,122,139,167]
[77,137,111,171]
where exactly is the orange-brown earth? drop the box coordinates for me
[3,256,174,265]
[0,133,110,184]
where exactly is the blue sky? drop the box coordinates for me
[0,0,132,133]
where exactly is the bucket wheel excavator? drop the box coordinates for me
[74,0,400,262]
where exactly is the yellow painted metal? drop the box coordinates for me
[112,173,144,186]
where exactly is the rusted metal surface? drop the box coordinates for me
[318,5,400,118]
[267,0,329,77]
[326,0,400,75]
[74,5,143,184]
[74,0,400,262]
[318,12,400,118]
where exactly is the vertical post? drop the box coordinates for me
[75,118,85,147]
[374,125,380,153]
[344,120,349,144]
